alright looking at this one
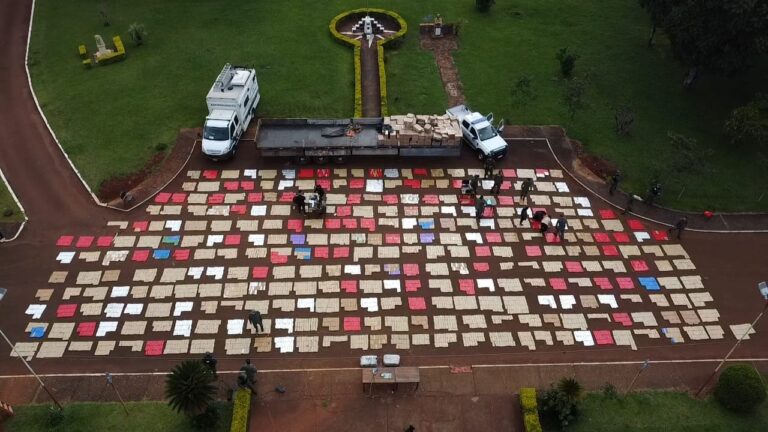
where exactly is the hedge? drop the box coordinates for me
[520,388,542,432]
[714,364,767,413]
[329,9,407,117]
[229,388,251,432]
[377,44,388,116]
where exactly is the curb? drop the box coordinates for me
[0,168,27,242]
[25,0,195,215]
[507,137,768,234]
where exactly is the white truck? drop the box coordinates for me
[202,64,260,160]
[446,105,508,161]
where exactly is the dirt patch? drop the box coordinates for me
[0,221,22,240]
[100,128,197,207]
[570,139,616,182]
[421,35,464,107]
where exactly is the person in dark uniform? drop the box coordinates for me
[469,175,480,195]
[314,184,326,200]
[484,158,495,179]
[646,182,662,206]
[609,170,622,195]
[519,205,531,225]
[520,178,534,202]
[490,171,503,195]
[248,310,264,333]
[292,191,306,214]
[202,352,218,377]
[475,196,486,220]
[555,215,568,242]
[667,216,688,239]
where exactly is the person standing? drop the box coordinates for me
[248,310,264,333]
[621,194,635,215]
[490,171,503,195]
[469,175,480,195]
[519,178,534,203]
[667,216,688,239]
[555,215,568,242]
[292,191,306,214]
[475,196,486,221]
[202,352,218,377]
[484,158,495,179]
[609,170,622,195]
[518,205,531,226]
[314,183,325,200]
[646,182,662,206]
[238,359,258,394]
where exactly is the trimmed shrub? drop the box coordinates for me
[353,45,362,118]
[377,45,388,116]
[520,388,542,432]
[714,364,767,413]
[229,388,251,432]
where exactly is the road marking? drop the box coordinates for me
[1,358,767,379]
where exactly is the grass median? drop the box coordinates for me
[0,181,24,223]
[30,1,768,210]
[561,391,768,432]
[4,401,232,432]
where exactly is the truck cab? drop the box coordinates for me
[202,64,260,160]
[202,110,242,159]
[447,105,507,160]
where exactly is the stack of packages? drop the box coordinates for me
[380,114,461,147]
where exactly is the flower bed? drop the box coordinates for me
[329,9,407,116]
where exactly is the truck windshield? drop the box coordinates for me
[477,126,497,141]
[204,126,229,141]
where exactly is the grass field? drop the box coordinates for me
[4,401,232,432]
[29,1,768,210]
[558,391,768,432]
[0,179,24,223]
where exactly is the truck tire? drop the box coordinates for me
[477,150,486,161]
[295,156,310,165]
[332,156,347,164]
[314,156,329,165]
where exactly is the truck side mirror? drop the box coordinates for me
[497,119,505,133]
[486,113,494,123]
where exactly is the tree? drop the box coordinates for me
[555,48,579,78]
[667,131,712,175]
[165,360,216,419]
[539,377,583,429]
[714,364,767,413]
[725,93,768,147]
[128,23,148,46]
[563,74,590,120]
[638,0,674,47]
[639,0,768,86]
[511,75,536,107]
[475,0,496,13]
[614,105,636,136]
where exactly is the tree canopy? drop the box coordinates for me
[639,0,768,84]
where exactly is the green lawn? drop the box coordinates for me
[0,181,24,223]
[4,401,232,432]
[30,1,768,210]
[558,391,768,432]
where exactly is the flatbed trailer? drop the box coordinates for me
[254,117,461,164]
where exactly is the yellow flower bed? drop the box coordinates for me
[329,9,407,117]
[229,388,251,432]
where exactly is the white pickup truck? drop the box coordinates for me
[446,105,508,160]
[202,64,260,160]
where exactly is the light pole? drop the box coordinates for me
[695,281,768,398]
[0,288,63,410]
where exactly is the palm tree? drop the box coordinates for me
[165,360,216,417]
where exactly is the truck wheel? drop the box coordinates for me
[295,156,309,165]
[477,151,486,161]
[333,156,347,164]
[314,156,329,165]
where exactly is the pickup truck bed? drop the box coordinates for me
[254,118,460,159]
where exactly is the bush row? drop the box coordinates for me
[520,387,542,432]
